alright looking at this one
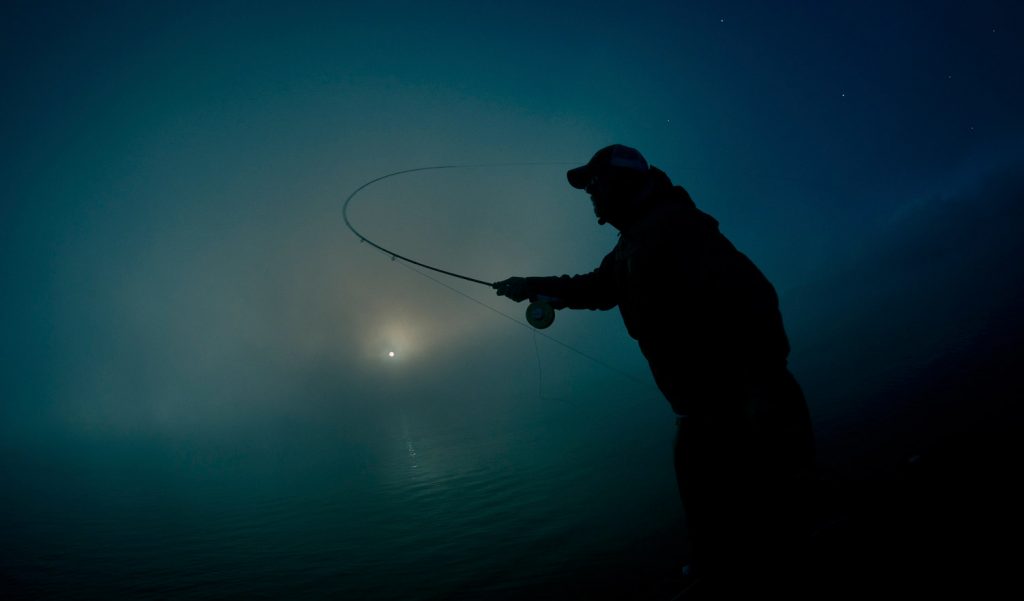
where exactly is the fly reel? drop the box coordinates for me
[526,299,556,329]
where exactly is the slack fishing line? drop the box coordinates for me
[394,258,648,387]
[342,162,649,387]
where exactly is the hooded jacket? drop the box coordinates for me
[526,168,791,416]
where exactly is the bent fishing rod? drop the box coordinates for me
[342,164,561,328]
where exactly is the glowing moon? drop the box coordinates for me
[388,351,396,358]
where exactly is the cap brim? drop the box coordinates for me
[566,165,591,189]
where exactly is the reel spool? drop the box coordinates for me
[526,300,556,329]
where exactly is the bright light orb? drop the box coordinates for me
[387,351,396,358]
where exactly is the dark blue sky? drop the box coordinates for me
[2,0,1023,450]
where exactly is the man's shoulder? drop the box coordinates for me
[634,199,710,236]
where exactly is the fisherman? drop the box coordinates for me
[494,145,815,589]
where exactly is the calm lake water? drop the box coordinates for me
[2,383,692,600]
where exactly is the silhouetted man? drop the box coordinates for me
[494,145,814,588]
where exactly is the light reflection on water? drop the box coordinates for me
[2,395,682,600]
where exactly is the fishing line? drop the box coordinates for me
[392,259,648,387]
[531,329,566,402]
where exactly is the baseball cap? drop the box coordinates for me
[566,144,649,189]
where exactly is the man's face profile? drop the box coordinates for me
[585,170,637,226]
[585,174,611,223]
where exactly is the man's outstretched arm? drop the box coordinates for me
[493,252,618,311]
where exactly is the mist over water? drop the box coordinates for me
[3,322,678,599]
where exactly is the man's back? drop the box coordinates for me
[524,173,792,416]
